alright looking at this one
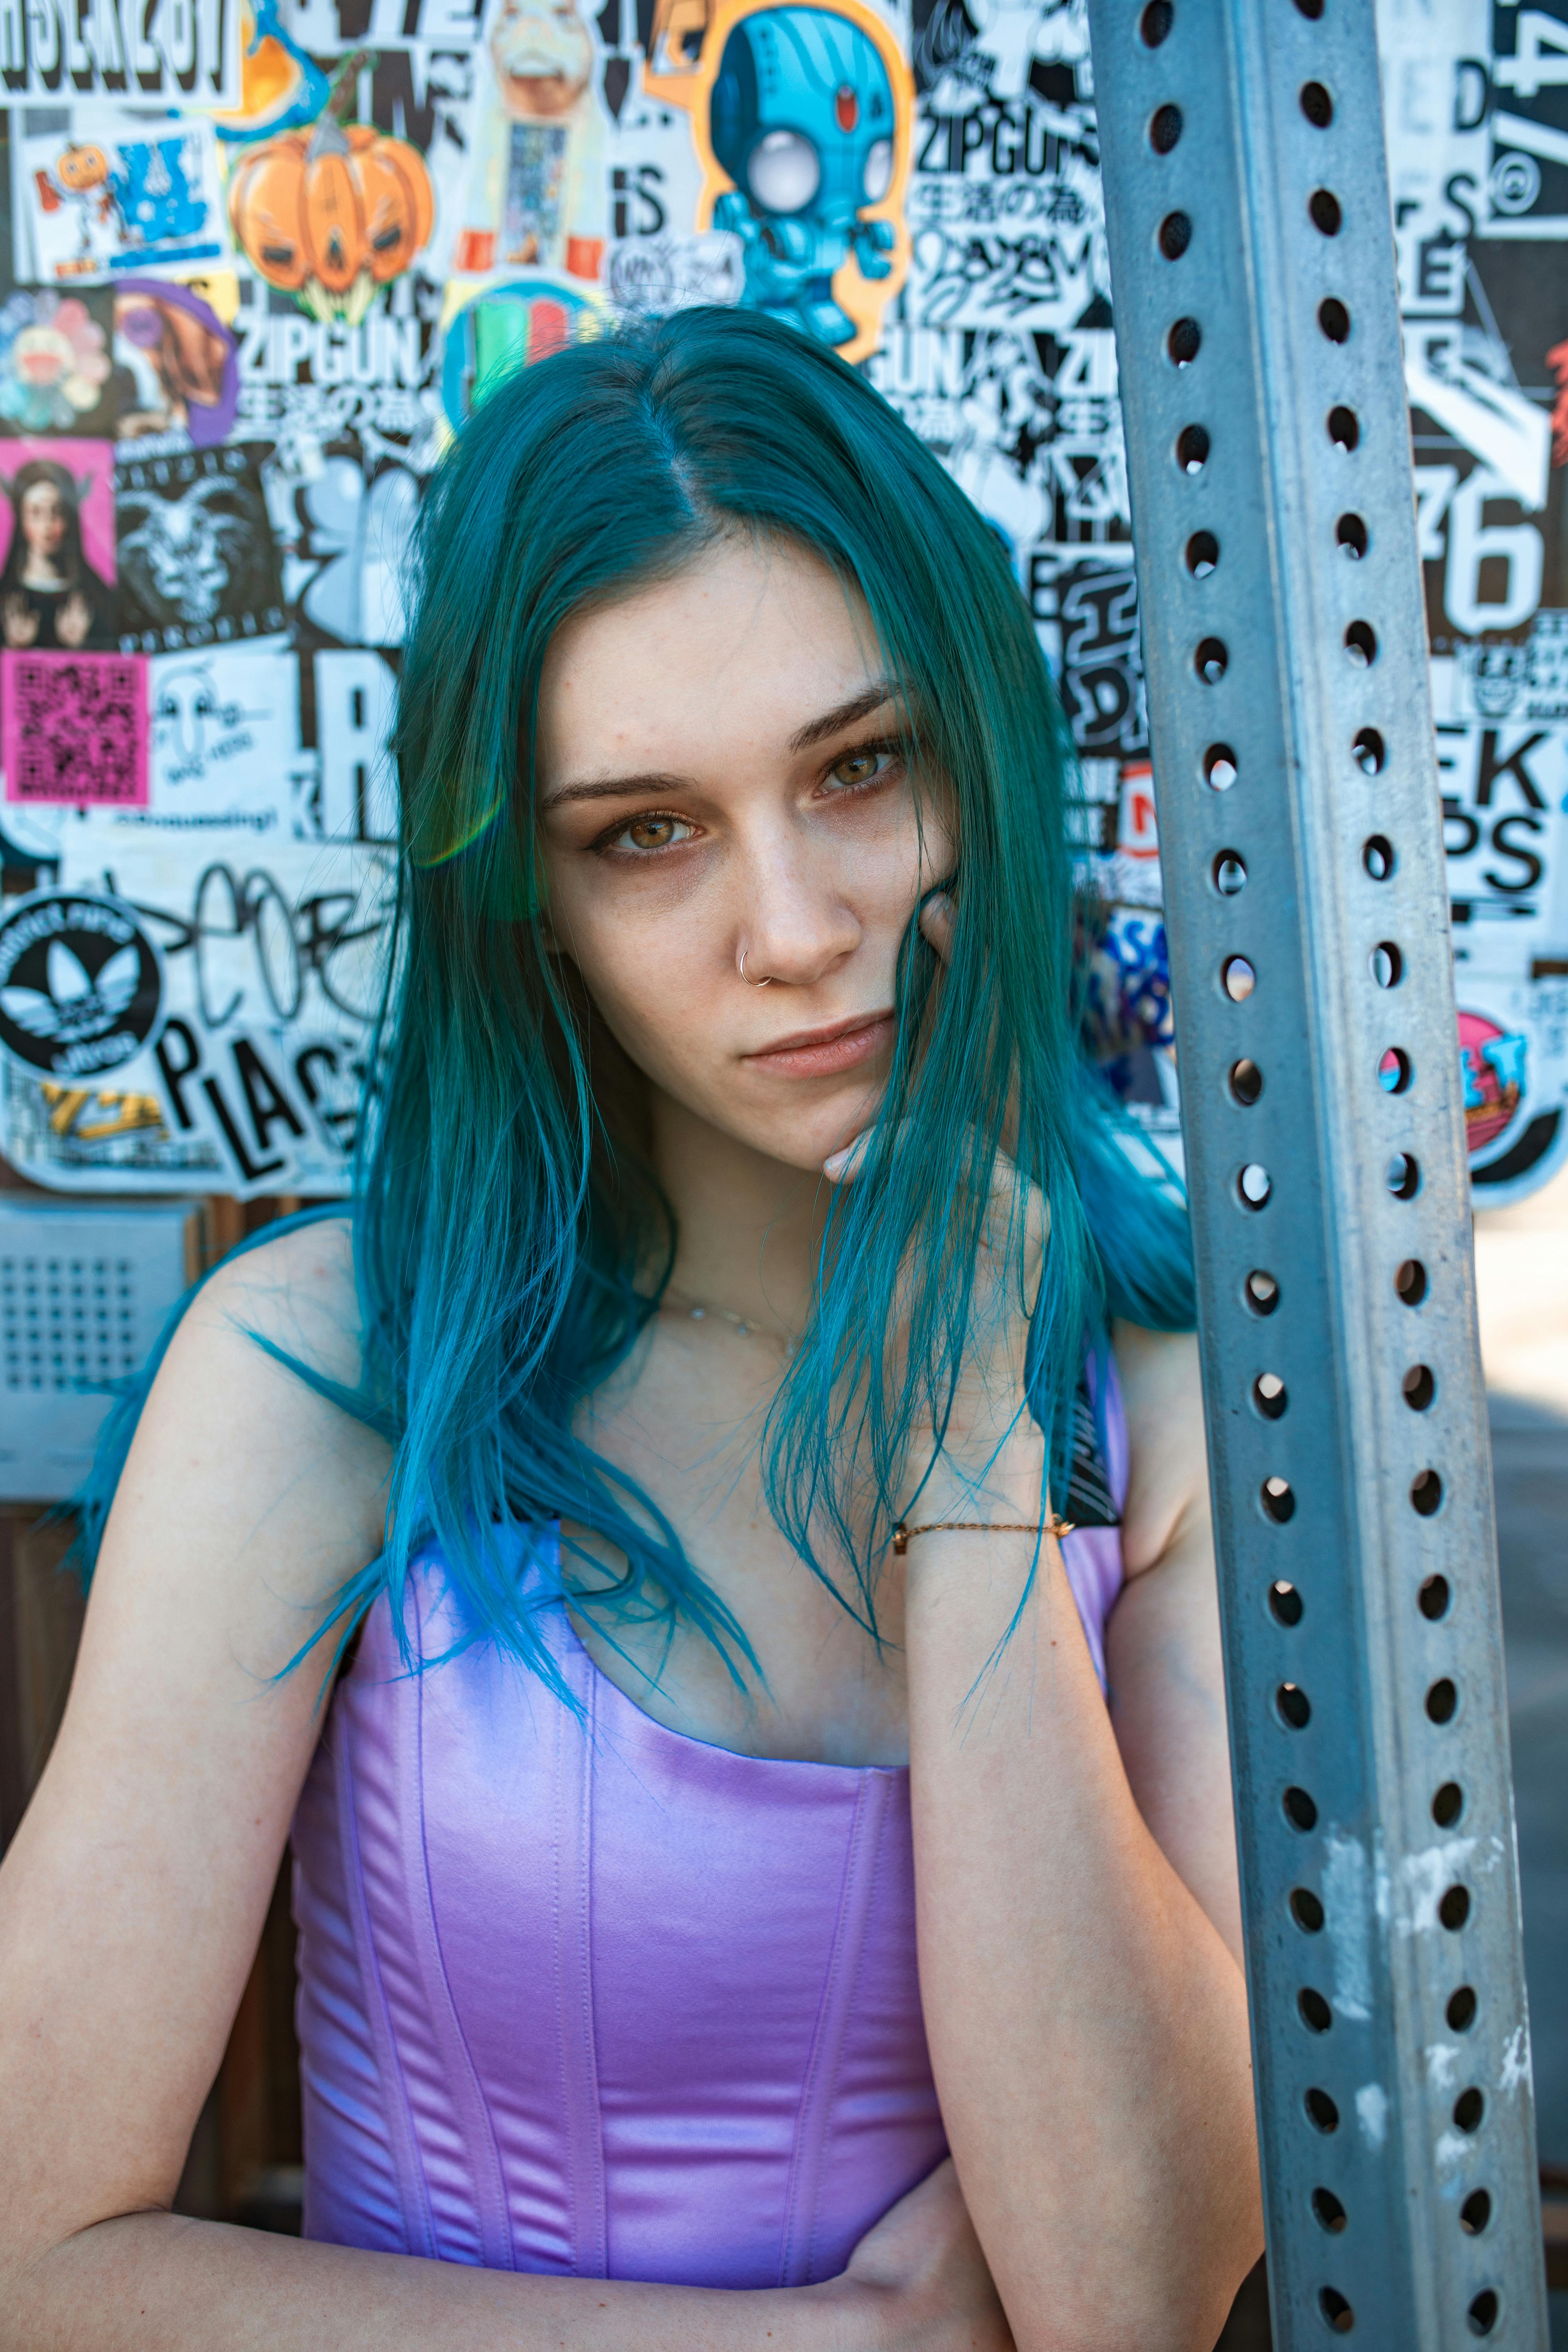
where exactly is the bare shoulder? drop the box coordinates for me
[0,1220,393,2259]
[1109,1322,1210,1576]
[173,1210,365,1391]
[103,1212,391,1665]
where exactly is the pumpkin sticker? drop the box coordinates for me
[227,54,436,326]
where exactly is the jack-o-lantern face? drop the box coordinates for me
[56,143,110,192]
[227,116,435,320]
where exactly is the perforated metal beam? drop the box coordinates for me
[1084,3,1547,2344]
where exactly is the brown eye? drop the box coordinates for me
[626,815,680,850]
[830,750,887,789]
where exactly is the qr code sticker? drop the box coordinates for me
[2,651,148,808]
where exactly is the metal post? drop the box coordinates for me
[1084,3,1548,2344]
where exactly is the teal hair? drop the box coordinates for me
[78,307,1193,1694]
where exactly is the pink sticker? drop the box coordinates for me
[2,650,148,807]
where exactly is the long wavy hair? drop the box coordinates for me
[80,306,1193,1696]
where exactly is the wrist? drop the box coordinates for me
[902,1421,1047,1532]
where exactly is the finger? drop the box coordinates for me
[822,1129,870,1183]
[919,888,955,966]
[823,1111,923,1183]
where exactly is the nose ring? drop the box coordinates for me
[740,950,772,988]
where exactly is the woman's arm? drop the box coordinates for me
[0,1223,999,2352]
[903,1315,1261,2352]
[1105,1322,1243,1965]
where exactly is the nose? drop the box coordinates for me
[738,828,863,990]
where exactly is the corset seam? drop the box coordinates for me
[554,1629,610,2277]
[333,1699,438,2260]
[777,1771,887,2287]
[807,1786,895,2284]
[408,1587,518,2272]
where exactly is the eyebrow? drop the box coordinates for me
[540,679,905,810]
[787,678,904,753]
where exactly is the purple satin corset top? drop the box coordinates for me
[290,1367,1130,2287]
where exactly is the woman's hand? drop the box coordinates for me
[2,592,37,647]
[55,587,92,647]
[838,2161,1014,2352]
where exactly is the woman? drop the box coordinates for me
[0,310,1261,2349]
[0,455,115,648]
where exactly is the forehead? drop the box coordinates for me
[536,535,882,777]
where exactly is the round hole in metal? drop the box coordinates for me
[1403,1362,1436,1410]
[1293,1890,1326,1935]
[1204,740,1237,787]
[1246,1268,1280,1315]
[1345,619,1378,666]
[1230,1057,1263,1105]
[1460,2190,1491,2236]
[1149,102,1183,154]
[1223,954,1255,1001]
[1468,2290,1499,2338]
[1412,1468,1442,1517]
[1305,2085,1339,2129]
[1440,1883,1471,1930]
[1353,726,1385,775]
[1336,510,1366,557]
[1365,836,1395,880]
[1177,422,1210,473]
[1447,1983,1477,2029]
[1255,1371,1287,1418]
[1312,2186,1347,2233]
[1262,1474,1295,1521]
[1426,1676,1458,1723]
[1319,2287,1354,2334]
[1387,1152,1419,1200]
[1278,1682,1312,1730]
[1168,315,1201,366]
[1299,1986,1332,2033]
[1371,940,1402,987]
[1301,79,1334,127]
[1214,851,1246,895]
[1240,1164,1273,1209]
[1196,635,1228,682]
[1159,209,1192,260]
[1419,1574,1450,1622]
[1294,0,1324,15]
[1309,188,1343,235]
[1329,405,1360,451]
[1433,1782,1464,1831]
[1378,1047,1412,1094]
[1139,0,1173,43]
[1284,1785,1318,1831]
[1269,1578,1303,1625]
[1453,2087,1485,2133]
[1319,296,1351,345]
[1187,528,1219,576]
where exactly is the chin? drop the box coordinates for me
[737,1096,881,1175]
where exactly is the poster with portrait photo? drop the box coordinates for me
[115,445,286,655]
[0,437,117,653]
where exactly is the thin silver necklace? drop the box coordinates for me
[662,1285,798,1355]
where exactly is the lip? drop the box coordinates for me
[743,1008,896,1079]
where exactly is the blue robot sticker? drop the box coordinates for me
[708,7,898,347]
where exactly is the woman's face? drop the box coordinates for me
[536,535,953,1173]
[19,481,66,562]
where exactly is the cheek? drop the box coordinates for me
[547,860,721,1075]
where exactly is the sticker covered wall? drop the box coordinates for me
[0,0,1564,1202]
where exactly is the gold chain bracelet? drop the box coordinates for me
[892,1515,1075,1556]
